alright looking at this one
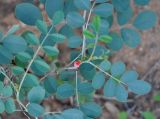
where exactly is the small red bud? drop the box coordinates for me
[74,61,81,68]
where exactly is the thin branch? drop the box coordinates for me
[84,61,127,86]
[81,1,96,59]
[88,34,98,61]
[75,71,80,107]
[82,10,87,58]
[16,25,54,111]
[0,67,17,92]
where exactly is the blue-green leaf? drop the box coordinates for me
[28,86,45,103]
[56,83,74,100]
[27,103,44,117]
[134,0,150,6]
[15,3,42,25]
[92,72,105,89]
[0,46,13,64]
[52,11,64,25]
[62,109,84,119]
[80,102,102,118]
[66,12,85,28]
[3,35,27,53]
[121,28,141,48]
[112,0,130,12]
[103,79,117,97]
[43,76,57,94]
[16,52,31,63]
[45,0,64,18]
[49,33,66,43]
[99,60,111,71]
[115,84,128,102]
[111,61,126,77]
[22,31,39,45]
[93,3,113,18]
[31,59,50,76]
[79,63,96,80]
[68,36,82,48]
[74,0,91,10]
[117,7,133,26]
[133,10,157,30]
[22,74,39,88]
[5,98,16,114]
[128,80,151,95]
[121,70,138,83]
[2,85,13,97]
[0,99,5,113]
[43,46,59,56]
[78,82,94,95]
[107,32,123,51]
[95,0,109,3]
[36,20,48,34]
[11,66,24,75]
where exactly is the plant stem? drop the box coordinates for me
[75,71,80,107]
[82,11,87,58]
[88,34,98,61]
[81,1,96,59]
[83,61,127,86]
[0,67,17,92]
[16,25,54,111]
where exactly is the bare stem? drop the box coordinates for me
[88,34,98,61]
[81,1,96,59]
[75,71,80,107]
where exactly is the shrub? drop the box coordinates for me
[0,0,157,119]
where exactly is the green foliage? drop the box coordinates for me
[153,92,160,101]
[3,35,27,53]
[142,111,156,119]
[0,0,157,118]
[134,0,151,6]
[80,102,102,118]
[133,10,157,30]
[15,3,42,25]
[27,103,44,117]
[62,109,84,119]
[74,0,91,10]
[66,12,85,28]
[5,98,16,114]
[27,86,45,103]
[0,99,5,113]
[93,3,113,18]
[121,28,141,48]
[56,83,74,100]
[118,112,128,119]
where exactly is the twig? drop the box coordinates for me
[75,71,80,107]
[84,61,127,86]
[81,1,96,59]
[88,34,98,61]
[16,25,54,111]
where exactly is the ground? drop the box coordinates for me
[0,0,159,119]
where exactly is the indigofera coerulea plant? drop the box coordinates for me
[0,0,158,119]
